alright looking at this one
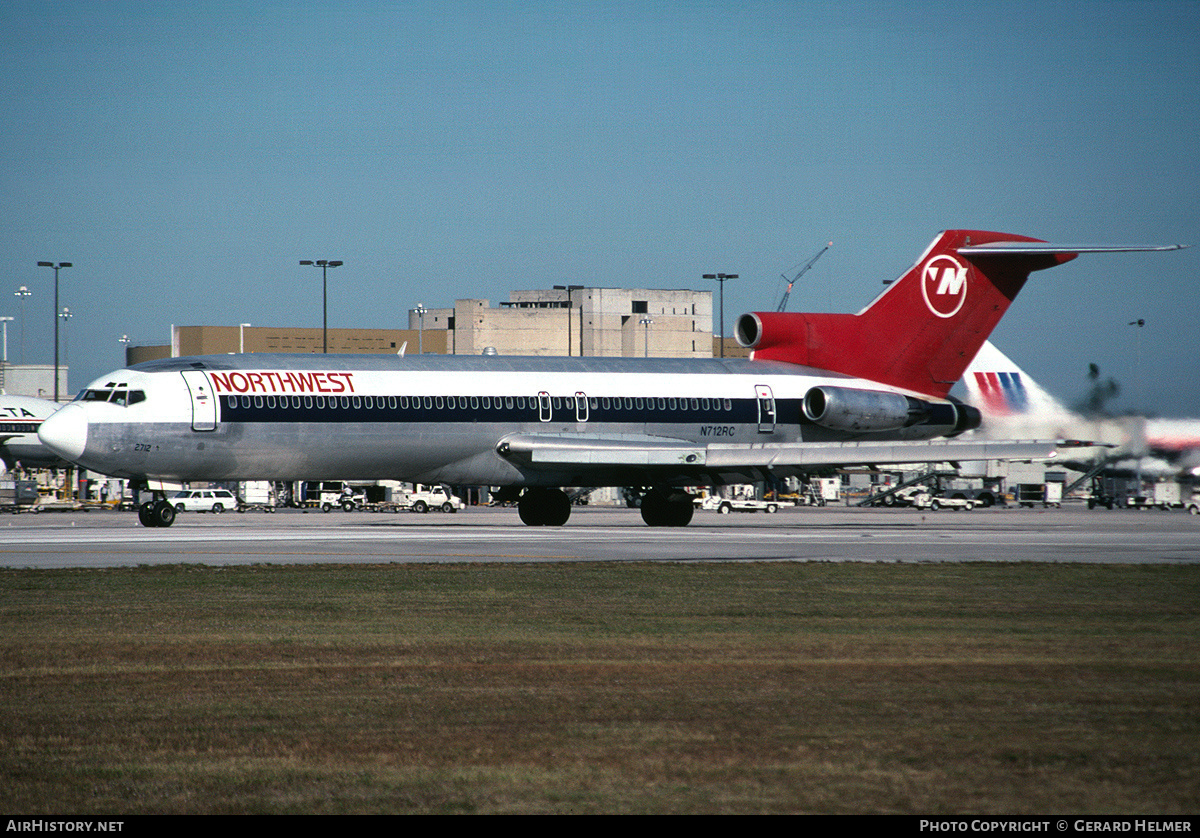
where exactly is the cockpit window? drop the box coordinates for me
[78,387,146,406]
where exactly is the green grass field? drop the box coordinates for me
[2,561,1198,814]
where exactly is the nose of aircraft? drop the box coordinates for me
[38,403,88,462]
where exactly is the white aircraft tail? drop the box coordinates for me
[963,341,1142,464]
[962,341,1076,427]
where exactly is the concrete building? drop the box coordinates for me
[424,286,716,358]
[127,285,744,363]
[0,364,68,401]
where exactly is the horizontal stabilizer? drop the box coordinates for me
[958,242,1187,256]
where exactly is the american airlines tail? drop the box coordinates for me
[964,341,1200,477]
[962,341,1101,441]
[737,230,1183,399]
[962,340,1163,478]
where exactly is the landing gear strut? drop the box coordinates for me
[517,487,571,526]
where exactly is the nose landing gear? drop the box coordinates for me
[136,486,178,528]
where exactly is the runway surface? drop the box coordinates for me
[3,503,1198,569]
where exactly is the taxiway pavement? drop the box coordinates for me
[2,503,1198,569]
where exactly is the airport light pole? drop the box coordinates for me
[299,260,343,353]
[59,307,72,365]
[240,323,252,353]
[414,304,427,354]
[14,286,31,364]
[37,262,71,402]
[118,334,130,367]
[704,273,737,358]
[640,316,653,358]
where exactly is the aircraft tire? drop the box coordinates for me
[517,494,542,525]
[641,490,692,527]
[517,488,571,526]
[154,500,176,528]
[138,502,159,528]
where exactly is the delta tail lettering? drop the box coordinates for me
[36,230,1185,528]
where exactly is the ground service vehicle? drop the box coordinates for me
[912,492,975,511]
[394,484,464,513]
[697,495,780,514]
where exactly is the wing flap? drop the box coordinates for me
[498,433,1057,470]
[704,439,1059,468]
[498,433,706,467]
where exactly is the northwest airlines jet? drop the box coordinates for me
[37,230,1184,528]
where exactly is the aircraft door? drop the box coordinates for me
[755,384,776,434]
[538,391,552,422]
[181,370,218,431]
[575,392,589,423]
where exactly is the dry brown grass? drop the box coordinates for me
[1,562,1198,814]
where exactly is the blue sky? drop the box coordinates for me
[2,0,1197,414]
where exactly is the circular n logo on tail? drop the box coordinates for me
[921,255,968,318]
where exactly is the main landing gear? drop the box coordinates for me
[514,486,695,527]
[638,488,694,527]
[518,487,572,526]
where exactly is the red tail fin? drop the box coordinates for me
[736,230,1075,398]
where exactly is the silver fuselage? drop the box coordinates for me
[39,353,964,487]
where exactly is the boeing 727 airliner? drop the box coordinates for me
[36,230,1184,527]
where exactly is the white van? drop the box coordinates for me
[172,489,237,513]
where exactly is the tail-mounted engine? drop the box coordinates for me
[802,385,980,437]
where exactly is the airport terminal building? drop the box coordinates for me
[126,285,746,365]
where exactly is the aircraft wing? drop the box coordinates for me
[498,433,1058,471]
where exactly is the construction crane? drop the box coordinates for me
[776,241,832,312]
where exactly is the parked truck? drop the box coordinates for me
[393,484,465,513]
